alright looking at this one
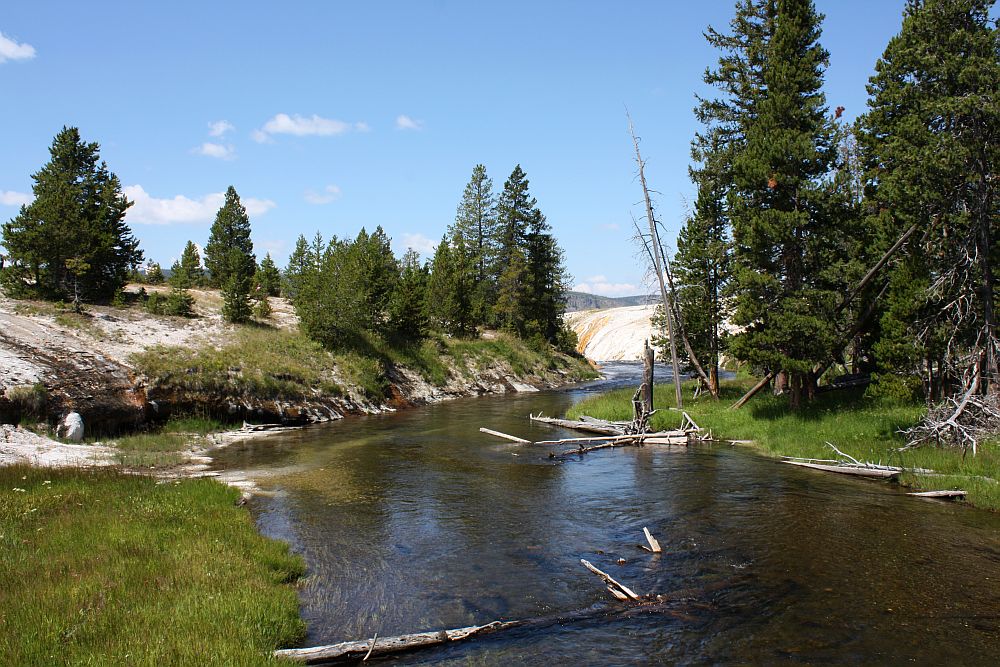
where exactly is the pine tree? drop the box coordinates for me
[1,126,142,301]
[349,227,400,333]
[389,249,430,339]
[671,173,730,394]
[255,252,282,297]
[450,164,497,322]
[726,0,839,409]
[283,234,311,303]
[205,187,256,322]
[860,0,999,402]
[204,186,256,289]
[222,269,253,324]
[145,262,165,285]
[492,165,536,334]
[175,240,203,288]
[428,235,474,336]
[523,208,569,341]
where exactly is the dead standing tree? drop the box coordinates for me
[627,113,719,403]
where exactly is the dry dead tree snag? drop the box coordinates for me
[627,112,684,407]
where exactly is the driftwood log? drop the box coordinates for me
[276,556,737,665]
[529,414,624,436]
[780,460,900,479]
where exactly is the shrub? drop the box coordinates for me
[145,287,195,317]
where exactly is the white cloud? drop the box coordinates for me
[193,142,236,160]
[208,120,235,137]
[395,114,423,130]
[394,232,437,257]
[573,275,639,297]
[304,184,342,205]
[250,129,272,144]
[124,185,275,225]
[0,32,35,64]
[253,113,366,142]
[0,190,32,207]
[600,223,620,231]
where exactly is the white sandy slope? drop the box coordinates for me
[564,304,658,361]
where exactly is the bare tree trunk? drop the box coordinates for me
[628,113,682,408]
[643,340,655,413]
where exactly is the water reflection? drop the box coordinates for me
[210,363,1000,664]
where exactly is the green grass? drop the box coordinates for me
[133,327,344,400]
[0,465,305,665]
[568,377,1000,510]
[96,415,229,469]
[134,326,596,403]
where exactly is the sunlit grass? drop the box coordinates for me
[569,378,1000,510]
[0,465,305,665]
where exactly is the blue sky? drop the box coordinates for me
[1,1,909,296]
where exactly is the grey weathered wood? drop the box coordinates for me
[530,414,624,436]
[643,527,662,553]
[781,460,900,479]
[580,558,640,600]
[906,490,966,498]
[479,427,531,444]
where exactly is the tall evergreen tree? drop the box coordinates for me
[671,173,731,394]
[493,165,537,334]
[204,186,256,289]
[428,235,475,336]
[727,0,839,409]
[450,164,497,322]
[205,186,256,322]
[169,241,203,288]
[389,249,430,339]
[523,208,570,341]
[1,127,142,301]
[255,252,282,297]
[283,234,312,303]
[860,0,999,406]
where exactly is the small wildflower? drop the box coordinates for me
[13,487,26,493]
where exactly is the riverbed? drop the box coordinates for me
[211,363,1000,665]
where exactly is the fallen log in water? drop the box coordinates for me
[478,427,531,444]
[529,413,624,436]
[906,490,966,499]
[780,460,900,479]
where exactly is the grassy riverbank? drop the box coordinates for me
[568,378,1000,510]
[134,327,595,404]
[0,465,304,665]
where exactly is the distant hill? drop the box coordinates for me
[565,291,656,312]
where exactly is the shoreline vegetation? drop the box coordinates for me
[567,377,1000,511]
[0,464,305,665]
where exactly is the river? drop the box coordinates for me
[211,363,1000,665]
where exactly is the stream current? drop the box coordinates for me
[211,363,1000,665]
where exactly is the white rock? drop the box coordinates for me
[61,412,85,442]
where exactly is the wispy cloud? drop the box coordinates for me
[193,142,236,160]
[394,232,437,257]
[395,114,423,131]
[208,120,235,137]
[124,185,275,225]
[600,223,620,231]
[0,190,32,206]
[253,113,367,142]
[573,275,638,297]
[0,32,35,64]
[304,184,342,205]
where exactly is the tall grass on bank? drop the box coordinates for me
[0,465,304,665]
[133,326,596,402]
[568,378,1000,510]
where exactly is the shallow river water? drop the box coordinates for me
[211,364,1000,665]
